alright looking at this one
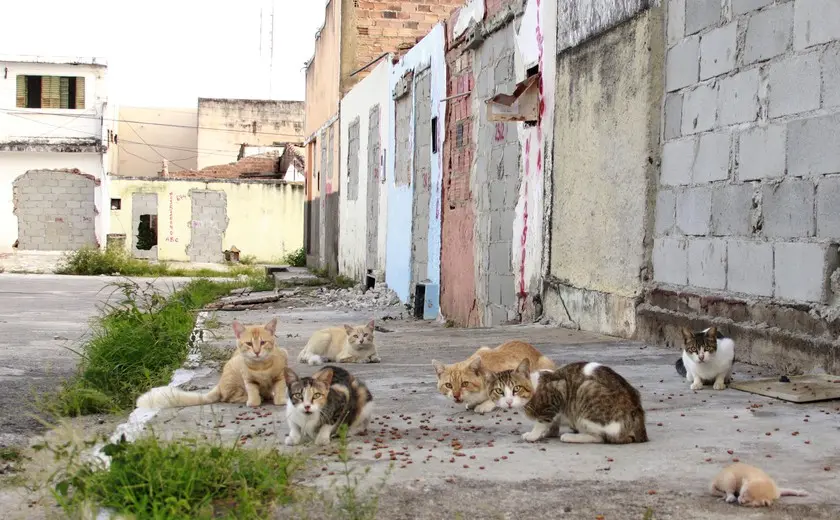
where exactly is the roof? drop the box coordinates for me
[0,55,107,67]
[168,154,280,180]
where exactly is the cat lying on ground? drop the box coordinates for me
[710,462,808,507]
[432,340,556,414]
[297,320,381,365]
[486,359,648,444]
[136,318,288,409]
[284,365,374,446]
[675,327,735,391]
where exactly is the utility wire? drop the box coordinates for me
[124,121,187,170]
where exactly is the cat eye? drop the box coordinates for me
[492,388,502,395]
[444,383,453,389]
[292,393,302,400]
[245,341,253,346]
[460,382,469,388]
[259,340,266,346]
[313,393,322,399]
[513,385,522,393]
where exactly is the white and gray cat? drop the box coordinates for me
[675,327,735,391]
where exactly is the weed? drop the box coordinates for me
[0,446,23,462]
[643,507,655,520]
[41,434,297,520]
[444,320,456,328]
[283,247,307,268]
[238,254,257,266]
[197,345,234,368]
[332,275,357,289]
[46,279,245,416]
[202,314,221,330]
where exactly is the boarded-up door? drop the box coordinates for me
[188,190,228,263]
[366,104,382,271]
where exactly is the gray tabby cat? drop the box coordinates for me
[486,359,648,444]
[284,365,374,446]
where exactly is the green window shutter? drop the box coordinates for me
[41,76,61,109]
[75,77,85,109]
[15,75,26,108]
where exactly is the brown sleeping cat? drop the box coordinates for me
[432,340,556,414]
[136,318,288,409]
[710,462,809,507]
[297,320,380,365]
[486,359,648,444]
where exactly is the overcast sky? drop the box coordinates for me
[0,0,326,108]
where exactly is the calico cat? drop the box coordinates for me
[284,365,374,446]
[486,359,648,444]
[710,462,808,507]
[675,327,735,391]
[297,320,380,365]
[137,318,288,409]
[432,341,556,414]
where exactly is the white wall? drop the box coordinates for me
[0,60,108,142]
[338,59,392,281]
[0,152,105,252]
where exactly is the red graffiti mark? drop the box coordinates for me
[537,150,542,171]
[494,122,506,142]
[168,192,177,244]
[54,217,64,223]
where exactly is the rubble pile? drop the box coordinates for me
[313,283,403,311]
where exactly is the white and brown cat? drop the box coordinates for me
[711,462,808,507]
[432,340,556,414]
[297,320,380,365]
[136,318,288,409]
[486,359,648,444]
[675,327,735,391]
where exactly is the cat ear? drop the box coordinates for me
[343,324,354,334]
[705,327,718,339]
[284,368,299,386]
[680,327,694,343]
[515,358,531,377]
[366,320,375,330]
[264,317,278,336]
[432,360,446,377]
[468,357,483,373]
[314,368,334,386]
[232,321,245,339]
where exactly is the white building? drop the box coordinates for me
[0,55,115,253]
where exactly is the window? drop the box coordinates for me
[431,116,439,154]
[15,75,85,109]
[110,198,122,210]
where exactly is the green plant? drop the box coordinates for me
[43,434,297,520]
[238,255,257,266]
[47,279,243,416]
[283,247,307,268]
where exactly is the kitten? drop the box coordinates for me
[488,359,648,444]
[675,327,735,391]
[284,365,374,446]
[137,318,288,409]
[432,340,556,414]
[297,320,380,365]
[710,462,808,507]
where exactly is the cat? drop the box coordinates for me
[297,320,380,365]
[284,365,374,446]
[431,340,556,414]
[675,327,735,391]
[487,359,648,444]
[136,318,288,409]
[710,462,808,507]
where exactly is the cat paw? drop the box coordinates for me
[522,431,544,442]
[284,435,300,447]
[713,380,727,390]
[473,401,496,414]
[690,381,704,391]
[246,399,261,408]
[314,435,331,446]
[273,397,286,406]
[367,355,381,363]
[725,494,738,504]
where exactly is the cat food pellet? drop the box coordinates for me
[825,466,831,471]
[733,415,738,419]
[805,440,811,444]
[732,458,740,462]
[647,490,656,495]
[765,432,771,436]
[494,458,500,462]
[705,458,712,462]
[726,450,733,455]
[470,455,476,459]
[449,458,455,463]
[509,451,515,454]
[479,466,485,470]
[680,414,685,417]
[765,454,772,458]
[321,467,327,471]
[374,452,382,459]
[607,458,614,462]
[792,431,800,436]
[501,456,508,460]
[463,464,470,469]
[656,422,663,426]
[328,472,335,476]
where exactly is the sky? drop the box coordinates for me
[0,0,326,108]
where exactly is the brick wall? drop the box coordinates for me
[654,0,840,305]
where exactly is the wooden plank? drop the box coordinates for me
[730,374,840,403]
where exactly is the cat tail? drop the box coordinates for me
[136,385,222,409]
[675,358,687,377]
[778,488,809,497]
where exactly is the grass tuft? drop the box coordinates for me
[43,434,297,520]
[283,247,307,268]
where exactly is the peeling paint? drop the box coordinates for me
[454,0,486,38]
[557,0,659,53]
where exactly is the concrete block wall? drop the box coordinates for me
[655,0,840,306]
[347,118,361,201]
[187,190,228,263]
[411,69,433,294]
[12,170,97,251]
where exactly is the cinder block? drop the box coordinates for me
[686,0,721,35]
[688,238,727,290]
[700,23,737,80]
[762,179,816,238]
[768,53,821,118]
[653,237,688,285]
[666,36,700,92]
[661,137,696,186]
[499,274,516,307]
[682,84,717,135]
[711,183,755,235]
[775,242,837,302]
[656,189,677,236]
[499,210,514,241]
[489,242,511,273]
[490,182,505,208]
[664,93,683,140]
[823,46,840,109]
[787,113,840,176]
[676,186,712,236]
[717,69,759,126]
[738,124,786,181]
[733,0,773,15]
[743,3,793,65]
[694,131,730,183]
[817,176,840,239]
[794,0,840,50]
[668,0,686,46]
[727,239,773,296]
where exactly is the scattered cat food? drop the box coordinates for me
[805,441,811,445]
[479,466,485,470]
[779,375,790,383]
[656,422,663,426]
[705,458,712,462]
[732,458,740,462]
[647,490,657,495]
[825,466,831,471]
[726,450,733,455]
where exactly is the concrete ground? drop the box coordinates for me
[0,273,191,446]
[138,293,840,519]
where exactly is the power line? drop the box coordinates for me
[124,121,187,170]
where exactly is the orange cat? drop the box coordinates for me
[432,340,556,414]
[136,318,288,409]
[710,463,809,507]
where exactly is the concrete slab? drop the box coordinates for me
[136,302,840,518]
